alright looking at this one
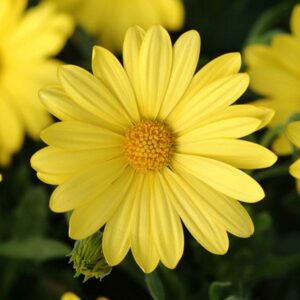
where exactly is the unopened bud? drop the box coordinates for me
[68,231,112,282]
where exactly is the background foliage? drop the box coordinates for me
[1,0,300,299]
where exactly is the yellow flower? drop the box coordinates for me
[31,26,277,273]
[61,292,81,300]
[61,292,109,300]
[0,0,73,166]
[44,0,184,51]
[286,121,300,181]
[244,5,300,156]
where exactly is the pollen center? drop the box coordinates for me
[124,120,174,172]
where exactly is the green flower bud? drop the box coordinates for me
[68,231,112,282]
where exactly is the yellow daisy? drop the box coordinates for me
[61,292,108,300]
[0,0,73,165]
[244,4,300,155]
[286,121,300,181]
[44,0,184,51]
[31,26,277,273]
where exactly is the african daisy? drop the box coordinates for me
[31,26,277,273]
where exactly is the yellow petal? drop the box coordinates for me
[173,154,264,202]
[177,117,261,141]
[245,45,300,97]
[41,121,123,150]
[286,121,300,148]
[40,86,117,131]
[49,158,127,212]
[182,173,254,238]
[0,97,23,153]
[6,3,73,60]
[103,173,142,266]
[31,146,122,175]
[272,34,300,75]
[151,173,184,269]
[290,159,300,179]
[159,30,200,119]
[37,171,70,185]
[162,168,229,254]
[58,65,131,130]
[181,52,241,104]
[131,174,160,273]
[69,169,134,240]
[177,139,277,169]
[169,74,249,133]
[92,46,140,122]
[272,133,293,155]
[291,4,300,38]
[139,25,172,119]
[123,26,145,106]
[171,169,253,238]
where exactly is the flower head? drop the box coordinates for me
[0,0,73,166]
[31,25,277,273]
[244,4,300,155]
[44,0,184,51]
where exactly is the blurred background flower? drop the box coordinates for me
[44,0,184,51]
[0,0,73,166]
[244,4,300,156]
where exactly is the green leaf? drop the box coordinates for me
[209,281,231,300]
[145,271,165,300]
[0,237,71,262]
[12,187,48,238]
[245,2,292,46]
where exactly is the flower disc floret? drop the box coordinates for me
[124,120,174,172]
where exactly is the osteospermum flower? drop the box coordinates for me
[286,121,300,181]
[244,4,300,155]
[44,0,184,51]
[0,0,73,165]
[31,26,277,272]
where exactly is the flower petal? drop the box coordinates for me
[31,146,121,175]
[177,117,261,141]
[92,46,140,122]
[131,174,160,273]
[139,25,172,119]
[173,154,264,202]
[291,4,300,38]
[40,121,123,150]
[69,169,134,240]
[286,121,300,148]
[162,168,229,254]
[200,104,274,130]
[40,86,117,131]
[58,65,131,130]
[290,159,300,179]
[151,173,184,269]
[177,139,277,169]
[158,30,200,119]
[49,157,127,212]
[179,53,241,106]
[168,74,249,133]
[123,26,145,105]
[103,173,141,266]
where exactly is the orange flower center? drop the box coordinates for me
[124,120,174,172]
